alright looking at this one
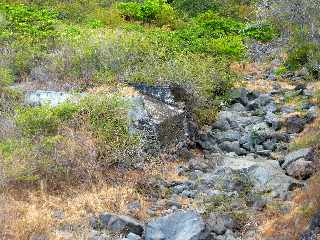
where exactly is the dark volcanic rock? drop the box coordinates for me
[286,159,315,180]
[285,115,307,134]
[219,141,247,155]
[90,213,144,236]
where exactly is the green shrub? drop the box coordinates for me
[275,65,288,76]
[172,0,255,19]
[172,0,219,17]
[286,42,320,71]
[16,105,61,136]
[0,67,13,87]
[0,4,58,39]
[241,24,277,42]
[117,0,176,25]
[171,12,246,58]
[78,94,135,150]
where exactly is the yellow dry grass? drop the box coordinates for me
[262,175,320,240]
[0,160,187,240]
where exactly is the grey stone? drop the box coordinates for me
[249,94,273,109]
[263,102,277,113]
[282,148,314,169]
[216,130,241,143]
[24,90,78,107]
[181,190,197,198]
[219,141,247,155]
[286,159,315,180]
[281,106,296,114]
[285,115,307,134]
[173,184,190,194]
[125,233,142,240]
[306,107,318,123]
[132,84,176,105]
[145,211,208,240]
[128,201,141,214]
[252,198,267,211]
[88,231,110,240]
[239,134,254,152]
[230,88,249,106]
[206,213,235,235]
[197,134,217,151]
[215,155,300,195]
[90,213,144,236]
[30,235,49,240]
[300,210,320,240]
[250,122,274,145]
[263,139,277,151]
[303,89,315,97]
[265,112,281,130]
[229,103,246,112]
[212,118,231,131]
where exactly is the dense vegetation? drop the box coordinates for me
[0,0,276,187]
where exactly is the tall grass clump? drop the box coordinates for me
[0,94,138,188]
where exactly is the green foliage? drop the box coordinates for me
[0,67,21,113]
[286,42,320,71]
[0,4,58,39]
[0,67,13,87]
[117,0,176,24]
[172,0,256,19]
[172,0,219,17]
[170,12,246,58]
[78,94,135,150]
[4,94,137,185]
[16,105,61,136]
[275,65,288,76]
[241,24,277,42]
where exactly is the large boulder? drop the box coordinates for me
[285,115,307,134]
[90,213,144,236]
[144,211,208,240]
[206,213,235,235]
[24,90,81,107]
[281,148,314,169]
[286,159,315,180]
[199,155,301,196]
[23,88,188,154]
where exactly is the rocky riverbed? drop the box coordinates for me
[26,65,319,240]
[20,38,320,240]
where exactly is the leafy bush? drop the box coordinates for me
[0,67,21,113]
[267,0,320,76]
[0,4,58,39]
[286,42,320,71]
[171,12,246,58]
[172,0,255,19]
[172,0,219,17]
[78,94,136,151]
[16,105,61,136]
[3,94,137,186]
[0,67,13,87]
[241,24,277,42]
[117,0,176,25]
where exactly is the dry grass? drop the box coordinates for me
[0,160,187,240]
[262,175,320,240]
